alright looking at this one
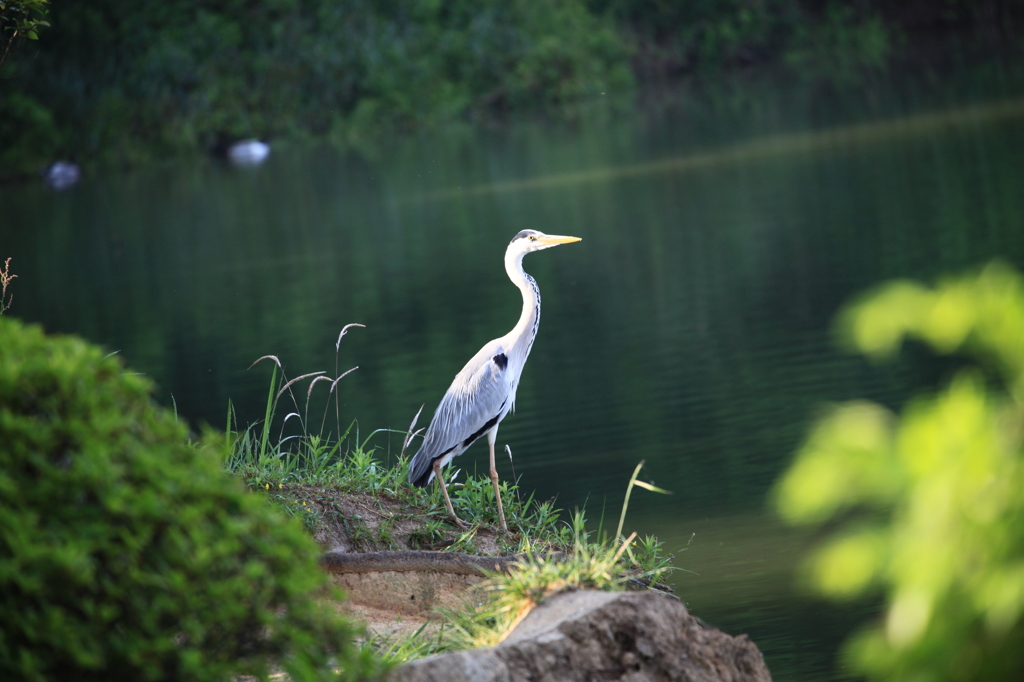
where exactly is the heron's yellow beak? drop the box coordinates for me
[539,235,582,246]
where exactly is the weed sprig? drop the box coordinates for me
[1,257,16,314]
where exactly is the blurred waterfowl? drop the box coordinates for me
[43,161,80,190]
[407,230,581,531]
[208,134,271,166]
[226,139,270,166]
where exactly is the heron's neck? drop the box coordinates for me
[505,251,541,362]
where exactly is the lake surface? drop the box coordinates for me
[4,52,1024,679]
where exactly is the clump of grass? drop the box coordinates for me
[221,327,577,554]
[366,621,456,666]
[370,464,677,664]
[455,532,640,649]
[223,323,389,490]
[407,517,449,550]
[455,463,674,647]
[222,327,585,548]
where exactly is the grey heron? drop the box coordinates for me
[408,230,582,531]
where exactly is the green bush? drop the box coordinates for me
[774,262,1024,681]
[0,317,380,681]
[4,0,1020,172]
[785,3,890,82]
[591,0,798,71]
[0,92,62,171]
[0,0,631,172]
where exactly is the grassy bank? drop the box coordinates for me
[223,345,675,663]
[233,441,676,664]
[2,0,1020,177]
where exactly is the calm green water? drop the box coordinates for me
[4,55,1024,679]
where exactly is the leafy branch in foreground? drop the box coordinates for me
[0,0,49,69]
[774,262,1024,682]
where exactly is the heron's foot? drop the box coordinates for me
[449,514,470,530]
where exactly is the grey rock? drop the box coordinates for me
[390,589,771,681]
[390,649,509,682]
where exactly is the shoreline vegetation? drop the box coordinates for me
[225,334,676,664]
[1,0,1022,179]
[0,259,676,677]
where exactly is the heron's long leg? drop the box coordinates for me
[487,429,508,532]
[433,459,468,529]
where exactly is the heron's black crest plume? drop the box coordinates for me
[511,229,542,243]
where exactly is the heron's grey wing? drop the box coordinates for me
[408,347,512,486]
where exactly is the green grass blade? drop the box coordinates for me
[615,460,671,541]
[258,364,279,466]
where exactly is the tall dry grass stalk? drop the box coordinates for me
[1,257,16,314]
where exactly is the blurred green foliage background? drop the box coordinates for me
[775,263,1024,681]
[1,0,1020,175]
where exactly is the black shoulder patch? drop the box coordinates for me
[493,352,508,370]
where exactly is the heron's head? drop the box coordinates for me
[508,229,582,255]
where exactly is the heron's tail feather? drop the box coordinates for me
[410,464,434,488]
[407,447,436,488]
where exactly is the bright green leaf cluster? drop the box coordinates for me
[841,262,1024,399]
[0,317,382,681]
[774,262,1024,681]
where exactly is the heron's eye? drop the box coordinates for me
[529,235,536,241]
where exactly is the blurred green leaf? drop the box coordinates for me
[773,401,897,524]
[776,262,1024,681]
[805,526,887,599]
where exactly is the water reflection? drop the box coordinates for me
[417,96,1024,202]
[650,513,880,680]
[3,56,1024,680]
